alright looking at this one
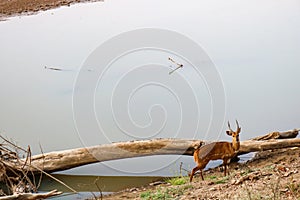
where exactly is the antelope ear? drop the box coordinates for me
[226,130,232,136]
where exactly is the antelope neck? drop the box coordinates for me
[232,136,240,151]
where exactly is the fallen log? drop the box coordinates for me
[239,138,300,154]
[251,129,299,140]
[19,139,204,173]
[1,129,299,174]
[0,190,62,200]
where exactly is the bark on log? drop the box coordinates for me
[239,138,300,154]
[2,129,299,174]
[18,139,204,173]
[251,129,299,140]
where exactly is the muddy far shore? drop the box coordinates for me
[0,0,103,19]
[102,148,300,200]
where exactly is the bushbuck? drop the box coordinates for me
[189,120,241,182]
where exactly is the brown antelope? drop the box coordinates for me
[189,120,241,182]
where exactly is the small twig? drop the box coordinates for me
[44,66,63,71]
[168,57,183,75]
[169,65,183,75]
[36,143,44,189]
[180,167,190,173]
[17,146,37,193]
[21,146,30,170]
[29,164,77,193]
[0,145,15,154]
[179,162,183,176]
[0,135,27,152]
[94,177,103,200]
[90,192,98,200]
[27,146,37,191]
[168,57,182,67]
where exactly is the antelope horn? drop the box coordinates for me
[235,120,239,128]
[227,121,233,131]
[235,120,241,132]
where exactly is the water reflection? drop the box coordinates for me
[40,174,164,192]
[39,174,164,199]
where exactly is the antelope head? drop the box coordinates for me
[226,120,241,151]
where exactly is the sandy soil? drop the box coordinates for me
[0,0,102,19]
[102,147,300,199]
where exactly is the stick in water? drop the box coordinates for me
[44,66,63,71]
[168,57,183,75]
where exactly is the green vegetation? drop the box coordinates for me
[166,176,187,186]
[140,189,171,200]
[140,164,191,199]
[204,174,229,184]
[214,176,229,184]
[240,168,254,176]
[207,175,217,180]
[140,185,193,200]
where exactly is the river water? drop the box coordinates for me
[0,0,299,199]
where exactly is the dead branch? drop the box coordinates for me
[238,138,300,155]
[233,171,264,185]
[0,189,62,200]
[0,135,27,153]
[18,139,203,173]
[0,136,69,198]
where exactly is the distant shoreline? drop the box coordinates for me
[0,0,103,20]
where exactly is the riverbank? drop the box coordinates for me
[102,147,300,199]
[0,0,103,19]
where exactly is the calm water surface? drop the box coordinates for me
[0,0,299,199]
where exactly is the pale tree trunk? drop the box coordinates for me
[1,129,299,174]
[239,138,300,154]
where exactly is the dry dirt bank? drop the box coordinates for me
[102,148,300,200]
[0,0,102,19]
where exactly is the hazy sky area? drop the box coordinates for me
[0,0,299,176]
